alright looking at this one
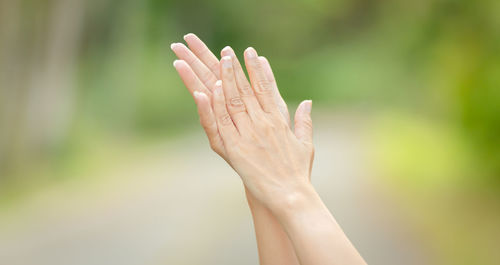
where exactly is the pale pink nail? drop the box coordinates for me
[245,47,257,58]
[303,100,312,114]
[221,46,232,55]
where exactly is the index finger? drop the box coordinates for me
[184,33,220,79]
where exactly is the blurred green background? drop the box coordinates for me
[0,0,499,264]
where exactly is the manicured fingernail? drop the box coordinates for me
[221,46,232,56]
[245,47,257,58]
[222,56,232,68]
[183,33,195,40]
[304,100,312,114]
[215,80,223,94]
[170,43,178,50]
[194,91,206,99]
[173,60,181,67]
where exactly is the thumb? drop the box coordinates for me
[294,100,313,144]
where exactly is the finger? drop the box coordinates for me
[259,56,290,125]
[220,46,262,118]
[173,60,211,96]
[171,42,217,92]
[220,56,251,130]
[212,80,239,144]
[184,33,220,79]
[244,47,280,114]
[294,100,313,144]
[193,91,226,157]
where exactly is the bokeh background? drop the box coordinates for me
[1,0,499,264]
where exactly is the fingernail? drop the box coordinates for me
[170,43,178,50]
[221,46,232,56]
[245,47,257,58]
[194,91,206,99]
[183,33,195,40]
[304,100,312,114]
[222,56,232,68]
[173,60,181,67]
[215,80,223,94]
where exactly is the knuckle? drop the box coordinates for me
[239,83,253,95]
[229,97,244,107]
[259,119,276,132]
[200,70,214,83]
[219,113,233,125]
[257,80,272,92]
[253,119,268,131]
[185,56,196,65]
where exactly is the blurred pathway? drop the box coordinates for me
[0,112,432,265]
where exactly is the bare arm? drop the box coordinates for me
[171,33,300,265]
[172,34,366,265]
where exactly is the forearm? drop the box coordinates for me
[173,35,365,264]
[269,183,366,265]
[245,187,300,265]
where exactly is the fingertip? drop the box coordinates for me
[171,42,186,51]
[301,100,312,114]
[174,59,189,69]
[221,46,233,57]
[214,80,223,94]
[194,90,208,101]
[244,47,257,58]
[183,33,197,41]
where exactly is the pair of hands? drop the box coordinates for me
[171,34,314,210]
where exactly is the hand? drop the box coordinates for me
[171,34,291,158]
[172,34,303,265]
[172,34,366,265]
[184,45,314,208]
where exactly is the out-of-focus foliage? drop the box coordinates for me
[0,0,499,263]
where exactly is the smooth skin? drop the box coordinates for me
[172,33,366,265]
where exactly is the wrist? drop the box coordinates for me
[265,182,321,219]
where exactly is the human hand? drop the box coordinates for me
[171,34,290,159]
[173,42,314,208]
[172,35,366,265]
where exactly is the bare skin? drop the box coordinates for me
[172,34,366,265]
